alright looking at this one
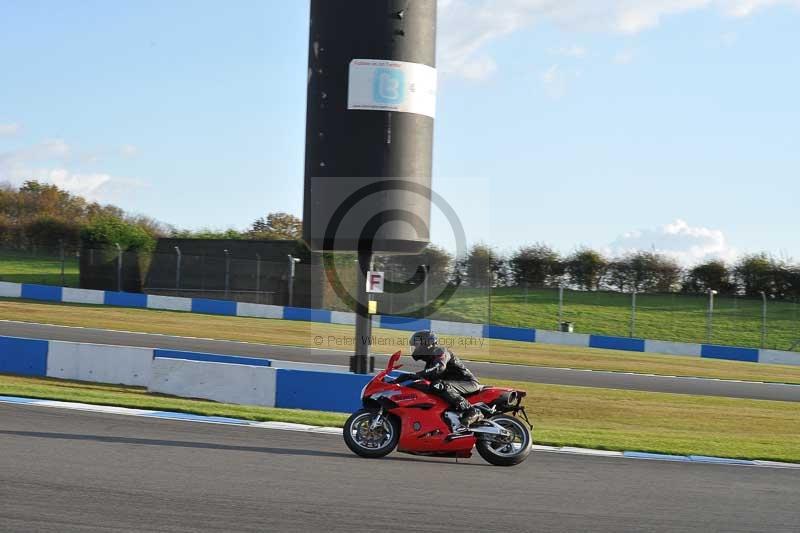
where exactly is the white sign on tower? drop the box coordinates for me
[366,271,385,294]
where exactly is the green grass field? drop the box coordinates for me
[5,299,800,384]
[0,251,79,287]
[2,373,798,463]
[430,287,800,351]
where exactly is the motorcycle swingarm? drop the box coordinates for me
[448,420,512,441]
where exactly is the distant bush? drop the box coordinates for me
[80,216,156,252]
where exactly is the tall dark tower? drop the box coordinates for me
[303,1,438,373]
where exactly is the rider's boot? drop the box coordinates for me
[460,406,483,428]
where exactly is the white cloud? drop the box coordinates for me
[0,123,22,137]
[0,139,142,202]
[43,169,113,200]
[438,0,800,79]
[607,219,738,265]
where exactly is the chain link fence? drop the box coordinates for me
[1,244,799,351]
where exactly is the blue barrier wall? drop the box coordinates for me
[191,298,237,316]
[0,336,49,376]
[379,316,432,332]
[283,307,333,323]
[701,345,759,363]
[21,284,63,302]
[483,325,536,343]
[104,291,148,308]
[154,349,271,367]
[275,369,372,413]
[590,335,646,352]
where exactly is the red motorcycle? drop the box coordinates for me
[343,351,533,466]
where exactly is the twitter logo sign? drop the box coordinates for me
[373,68,405,105]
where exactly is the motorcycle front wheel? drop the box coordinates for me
[475,414,532,466]
[343,409,400,459]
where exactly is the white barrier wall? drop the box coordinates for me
[535,330,591,348]
[431,320,483,338]
[150,358,277,407]
[62,287,105,305]
[330,311,356,326]
[644,340,703,357]
[148,295,192,312]
[236,302,284,319]
[47,341,154,386]
[759,349,800,366]
[0,281,22,298]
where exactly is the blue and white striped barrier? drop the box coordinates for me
[0,335,369,412]
[2,281,799,366]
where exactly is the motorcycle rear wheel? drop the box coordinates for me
[475,414,532,466]
[343,409,400,459]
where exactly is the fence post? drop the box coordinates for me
[422,264,429,309]
[288,255,300,307]
[388,264,394,314]
[223,249,230,298]
[630,290,637,338]
[706,289,717,344]
[558,284,564,329]
[487,284,493,325]
[59,239,65,287]
[760,291,767,349]
[114,243,122,292]
[255,253,261,304]
[174,246,182,295]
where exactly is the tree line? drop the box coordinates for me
[0,181,303,253]
[3,181,798,298]
[378,243,800,300]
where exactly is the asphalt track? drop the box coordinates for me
[1,403,798,532]
[3,319,800,402]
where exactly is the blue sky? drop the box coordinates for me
[1,0,798,264]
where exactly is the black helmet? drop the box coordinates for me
[409,330,438,360]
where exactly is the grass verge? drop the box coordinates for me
[1,373,798,463]
[3,298,800,385]
[0,253,79,287]
[430,286,800,351]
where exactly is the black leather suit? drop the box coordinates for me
[411,345,481,412]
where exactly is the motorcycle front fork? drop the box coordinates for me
[369,408,385,430]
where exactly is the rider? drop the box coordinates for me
[398,330,483,428]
